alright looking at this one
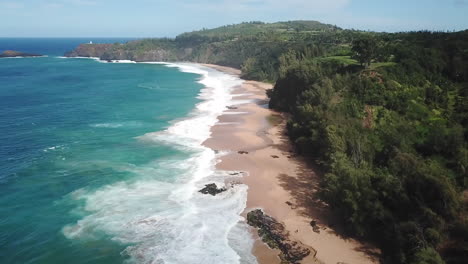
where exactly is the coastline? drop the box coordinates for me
[202,64,380,264]
[54,57,378,263]
[59,61,258,263]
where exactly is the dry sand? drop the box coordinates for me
[202,64,380,264]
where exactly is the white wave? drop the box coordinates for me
[217,122,242,126]
[90,121,144,129]
[67,56,101,60]
[90,123,124,128]
[63,63,257,264]
[230,99,254,106]
[223,111,249,115]
[0,55,48,59]
[138,63,243,147]
[232,93,254,97]
[43,144,65,152]
[59,56,108,63]
[108,60,137,64]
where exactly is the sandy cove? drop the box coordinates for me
[202,64,379,264]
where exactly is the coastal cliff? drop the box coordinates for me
[63,21,341,68]
[64,43,177,62]
[64,44,113,58]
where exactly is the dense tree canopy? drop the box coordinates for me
[71,22,468,263]
[352,35,378,66]
[268,31,468,264]
[176,25,468,263]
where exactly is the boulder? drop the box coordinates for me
[247,209,314,263]
[198,183,226,196]
[310,220,320,233]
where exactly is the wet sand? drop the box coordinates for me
[202,64,379,264]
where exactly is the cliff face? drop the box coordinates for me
[101,49,175,62]
[65,43,178,62]
[65,41,238,68]
[64,44,114,58]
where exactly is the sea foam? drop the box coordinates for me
[63,63,257,264]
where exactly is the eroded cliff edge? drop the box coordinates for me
[64,43,186,62]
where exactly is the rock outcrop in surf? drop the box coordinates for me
[198,183,227,196]
[247,209,315,264]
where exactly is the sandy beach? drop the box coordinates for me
[202,64,379,264]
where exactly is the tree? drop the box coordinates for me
[411,247,445,264]
[352,36,378,67]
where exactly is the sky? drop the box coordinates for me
[0,0,467,37]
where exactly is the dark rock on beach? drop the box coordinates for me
[238,151,249,154]
[0,50,42,58]
[198,183,227,196]
[247,209,314,264]
[310,220,320,233]
[285,201,297,209]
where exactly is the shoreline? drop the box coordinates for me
[202,63,380,264]
[52,57,378,263]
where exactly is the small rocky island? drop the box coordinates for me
[0,50,42,58]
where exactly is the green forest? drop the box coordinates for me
[202,23,468,264]
[268,30,468,264]
[72,21,468,264]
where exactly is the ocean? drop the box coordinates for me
[0,39,256,264]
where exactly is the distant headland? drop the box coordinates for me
[0,50,42,58]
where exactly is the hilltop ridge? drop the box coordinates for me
[64,20,345,68]
[177,20,340,39]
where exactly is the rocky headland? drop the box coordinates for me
[64,43,179,62]
[0,50,42,58]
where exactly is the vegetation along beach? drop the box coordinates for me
[1,2,467,264]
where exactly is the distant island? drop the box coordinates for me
[66,20,468,264]
[0,50,42,58]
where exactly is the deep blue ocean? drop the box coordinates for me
[0,39,255,264]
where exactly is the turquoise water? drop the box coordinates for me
[0,40,255,264]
